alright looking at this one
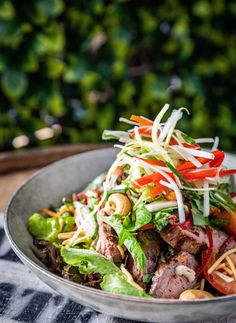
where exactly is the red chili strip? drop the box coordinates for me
[135,156,166,167]
[196,226,213,276]
[171,216,192,230]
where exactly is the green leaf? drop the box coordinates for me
[100,273,148,297]
[119,229,147,269]
[180,131,196,145]
[209,218,229,229]
[100,214,146,269]
[36,0,64,17]
[61,247,148,297]
[153,208,176,231]
[125,205,152,231]
[1,69,28,100]
[28,213,75,242]
[33,23,65,54]
[210,191,236,212]
[61,247,120,275]
[28,213,60,242]
[62,214,75,232]
[190,200,209,226]
[0,1,15,20]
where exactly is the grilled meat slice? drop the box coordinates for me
[211,230,236,251]
[127,230,160,286]
[160,225,207,255]
[96,217,122,263]
[150,251,199,298]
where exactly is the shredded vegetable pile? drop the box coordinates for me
[28,105,236,299]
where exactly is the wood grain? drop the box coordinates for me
[0,143,112,211]
[0,143,111,174]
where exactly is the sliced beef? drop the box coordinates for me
[127,230,160,286]
[211,230,236,251]
[150,251,199,298]
[96,217,122,263]
[160,225,207,255]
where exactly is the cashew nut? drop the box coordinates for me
[179,289,214,300]
[105,193,132,216]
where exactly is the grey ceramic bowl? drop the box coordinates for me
[4,148,236,322]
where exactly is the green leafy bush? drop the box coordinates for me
[0,0,236,151]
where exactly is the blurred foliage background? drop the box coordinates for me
[0,0,236,151]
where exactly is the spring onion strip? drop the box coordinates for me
[172,134,184,146]
[119,117,139,126]
[203,181,210,217]
[113,144,125,150]
[181,185,215,191]
[211,136,219,151]
[152,104,169,143]
[146,200,177,212]
[159,109,182,142]
[159,179,185,223]
[134,126,143,145]
[164,109,183,147]
[195,138,214,144]
[170,145,202,168]
[176,146,214,159]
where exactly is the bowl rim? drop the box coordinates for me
[4,148,236,305]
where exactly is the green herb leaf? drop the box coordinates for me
[153,208,175,231]
[100,214,146,269]
[210,191,235,212]
[190,200,209,226]
[180,131,196,145]
[118,228,147,269]
[125,205,152,231]
[209,218,229,229]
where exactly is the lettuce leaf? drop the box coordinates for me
[28,213,60,242]
[100,273,148,297]
[61,247,148,297]
[61,247,120,275]
[28,213,75,242]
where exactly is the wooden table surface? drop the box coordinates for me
[0,143,110,212]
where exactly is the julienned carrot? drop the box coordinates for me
[150,183,166,197]
[135,156,166,167]
[38,208,59,218]
[134,172,175,186]
[130,115,153,126]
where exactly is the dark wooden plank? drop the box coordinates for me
[0,143,111,174]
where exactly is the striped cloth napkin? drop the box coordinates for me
[0,214,232,323]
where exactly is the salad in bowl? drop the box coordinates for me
[27,104,236,300]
